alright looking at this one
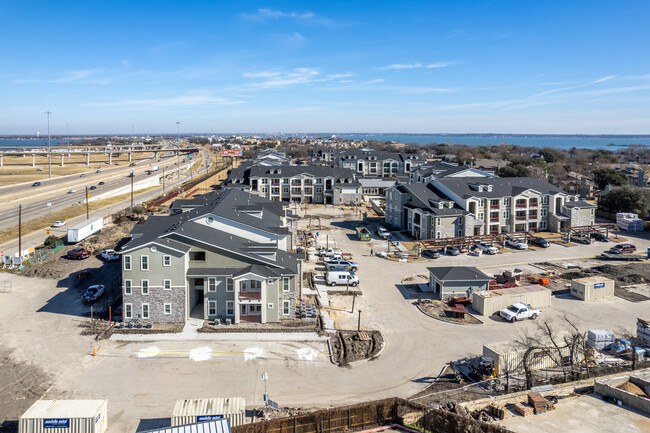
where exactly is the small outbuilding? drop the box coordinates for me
[19,400,107,433]
[571,276,615,301]
[172,398,246,428]
[427,266,492,299]
[472,285,552,316]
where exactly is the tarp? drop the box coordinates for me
[139,419,231,433]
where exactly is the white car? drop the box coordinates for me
[67,189,77,194]
[100,249,120,261]
[500,303,541,322]
[82,285,105,303]
[51,220,66,227]
[505,238,528,250]
[319,248,343,257]
[476,243,498,254]
[376,227,392,239]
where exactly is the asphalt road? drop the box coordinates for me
[0,148,207,231]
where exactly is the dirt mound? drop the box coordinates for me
[616,380,646,396]
[330,330,383,366]
[80,220,137,253]
[622,274,646,284]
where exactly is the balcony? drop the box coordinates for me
[515,203,527,208]
[515,215,527,221]
[239,291,262,301]
[490,205,500,209]
[528,214,538,220]
[490,217,500,222]
[529,202,538,208]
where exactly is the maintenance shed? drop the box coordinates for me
[427,266,492,299]
[471,285,552,316]
[172,398,245,427]
[19,400,107,433]
[571,276,615,301]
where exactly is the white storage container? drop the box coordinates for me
[19,400,107,433]
[67,217,104,243]
[172,398,245,427]
[588,329,616,342]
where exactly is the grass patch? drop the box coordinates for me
[0,186,160,246]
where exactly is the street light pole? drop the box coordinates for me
[130,173,134,208]
[45,111,52,179]
[85,186,89,219]
[357,309,362,332]
[176,121,181,179]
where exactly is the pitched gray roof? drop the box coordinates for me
[427,266,492,282]
[400,183,469,216]
[437,177,564,199]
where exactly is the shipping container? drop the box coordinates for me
[139,418,230,433]
[19,400,107,433]
[483,332,583,376]
[570,277,615,301]
[471,285,552,316]
[172,398,245,427]
[67,217,104,243]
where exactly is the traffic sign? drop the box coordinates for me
[46,230,51,235]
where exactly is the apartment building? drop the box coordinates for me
[119,189,302,325]
[226,164,361,205]
[312,148,425,177]
[387,177,596,239]
[409,161,496,184]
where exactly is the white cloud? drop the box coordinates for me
[426,61,455,68]
[240,8,337,25]
[534,75,617,97]
[366,79,384,84]
[242,68,354,89]
[87,93,245,110]
[15,69,112,85]
[381,61,454,70]
[289,32,307,42]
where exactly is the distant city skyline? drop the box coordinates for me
[1,1,649,134]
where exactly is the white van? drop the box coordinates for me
[326,270,359,287]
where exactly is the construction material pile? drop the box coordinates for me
[617,212,644,231]
[587,329,616,350]
[638,318,650,347]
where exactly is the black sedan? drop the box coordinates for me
[592,233,611,242]
[421,249,441,259]
[530,236,550,248]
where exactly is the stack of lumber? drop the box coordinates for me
[528,392,548,415]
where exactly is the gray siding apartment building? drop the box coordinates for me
[312,148,425,177]
[387,176,596,239]
[119,189,302,325]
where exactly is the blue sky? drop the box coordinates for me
[1,1,650,134]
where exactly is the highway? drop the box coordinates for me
[0,146,209,232]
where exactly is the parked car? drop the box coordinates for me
[100,249,120,261]
[67,189,77,194]
[326,270,359,287]
[36,168,43,171]
[32,181,41,187]
[129,162,136,167]
[592,233,611,242]
[376,227,391,239]
[421,249,441,259]
[445,246,461,256]
[95,169,101,173]
[80,174,86,178]
[319,248,343,257]
[51,220,66,227]
[98,181,105,185]
[324,254,354,263]
[82,285,105,303]
[499,303,541,322]
[476,243,498,254]
[609,243,636,254]
[67,247,91,260]
[325,259,359,272]
[570,233,593,244]
[530,237,550,248]
[505,238,528,250]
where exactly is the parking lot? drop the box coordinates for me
[1,205,649,432]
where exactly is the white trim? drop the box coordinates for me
[208,300,217,317]
[208,277,217,292]
[282,300,290,316]
[282,277,290,292]
[226,277,234,292]
[140,255,149,271]
[120,240,187,255]
[123,255,132,271]
[124,303,133,319]
[163,303,171,315]
[124,279,132,295]
[267,303,274,309]
[141,303,150,319]
[141,279,149,295]
[163,279,171,290]
[226,300,234,316]
[162,255,171,266]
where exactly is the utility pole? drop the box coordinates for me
[130,173,134,208]
[357,309,362,332]
[162,168,166,195]
[261,372,269,420]
[85,186,89,219]
[18,204,22,259]
[176,121,181,179]
[66,123,70,160]
[45,111,52,179]
[351,292,357,313]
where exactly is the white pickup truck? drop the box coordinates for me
[319,248,343,257]
[500,303,541,322]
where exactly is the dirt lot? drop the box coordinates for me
[330,330,384,366]
[416,299,482,325]
[559,263,650,301]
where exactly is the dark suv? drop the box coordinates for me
[530,237,550,248]
[610,243,636,254]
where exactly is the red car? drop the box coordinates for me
[68,247,91,260]
[609,244,636,254]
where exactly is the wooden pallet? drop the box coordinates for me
[357,331,370,341]
[514,403,534,417]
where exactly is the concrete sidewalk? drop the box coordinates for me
[110,331,328,342]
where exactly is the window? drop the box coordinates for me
[249,280,261,290]
[283,187,289,194]
[458,216,463,225]
[541,208,548,217]
[283,277,290,292]
[208,277,216,292]
[164,303,171,315]
[226,278,233,292]
[141,303,149,319]
[208,300,217,317]
[283,300,290,316]
[189,251,205,261]
[540,221,547,229]
[503,211,508,219]
[124,280,132,295]
[140,255,149,271]
[541,196,549,205]
[123,255,132,270]
[436,231,441,238]
[124,303,132,319]
[226,301,234,316]
[141,280,149,295]
[163,280,171,290]
[162,255,171,266]
[504,198,511,206]
[590,208,595,215]
[268,303,274,309]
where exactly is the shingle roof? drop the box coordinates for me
[427,266,492,282]
[400,183,469,216]
[437,177,564,199]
